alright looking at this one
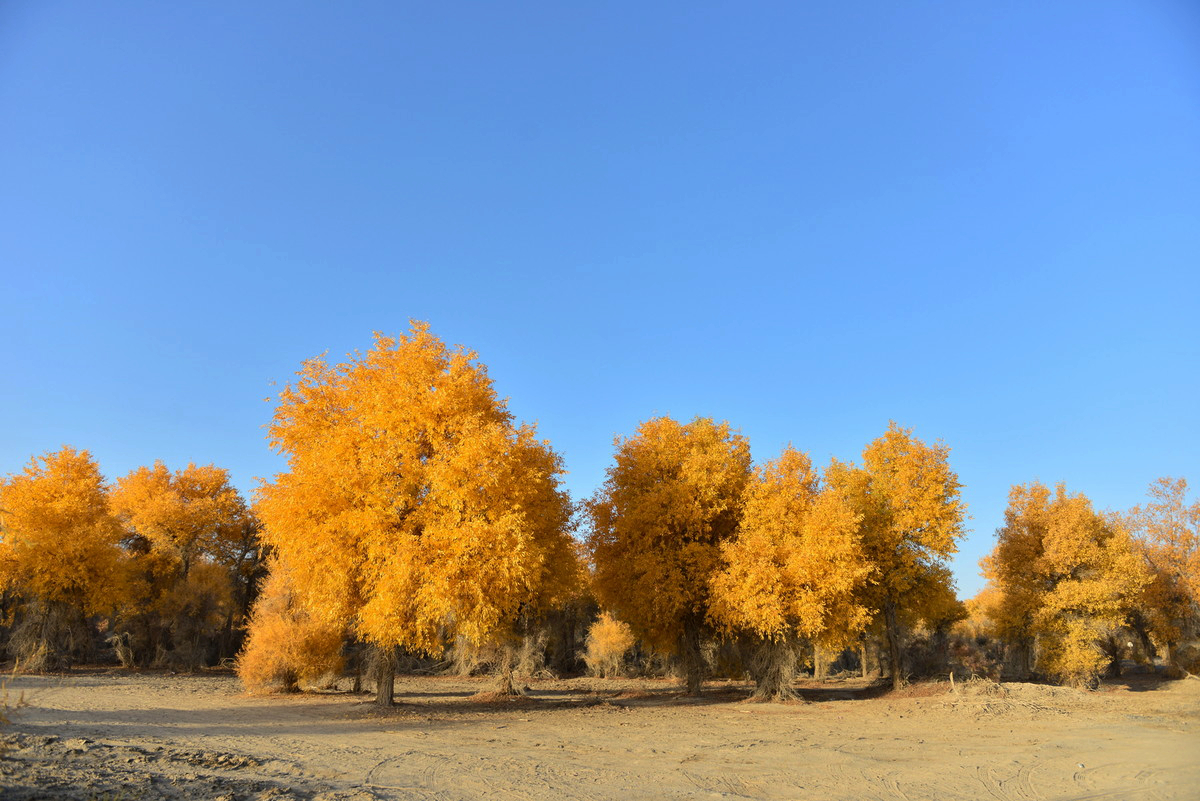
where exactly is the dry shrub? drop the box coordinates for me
[948,635,1004,680]
[108,631,136,668]
[448,630,554,680]
[7,600,92,672]
[236,570,343,693]
[448,634,494,676]
[747,638,800,701]
[158,562,235,670]
[583,613,635,678]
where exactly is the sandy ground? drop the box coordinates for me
[1,670,1197,800]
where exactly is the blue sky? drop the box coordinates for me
[2,2,1197,597]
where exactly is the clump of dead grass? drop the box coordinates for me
[466,690,536,704]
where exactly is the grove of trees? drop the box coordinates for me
[0,449,263,671]
[1,322,1194,702]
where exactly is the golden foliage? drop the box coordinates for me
[956,584,1003,640]
[583,612,636,678]
[1125,477,1199,660]
[984,482,1150,687]
[825,423,965,686]
[828,422,965,600]
[254,322,577,661]
[106,460,261,668]
[110,461,251,575]
[709,447,870,648]
[236,564,344,693]
[0,446,126,615]
[587,416,751,650]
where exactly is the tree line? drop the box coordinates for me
[1,323,1194,703]
[0,450,263,672]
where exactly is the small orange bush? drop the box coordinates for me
[583,613,635,678]
[236,568,343,693]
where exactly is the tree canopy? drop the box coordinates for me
[252,322,577,702]
[587,415,751,695]
[983,481,1149,686]
[1125,477,1199,667]
[709,446,870,699]
[0,446,125,614]
[0,446,127,669]
[826,422,965,689]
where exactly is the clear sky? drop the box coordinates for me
[2,2,1197,598]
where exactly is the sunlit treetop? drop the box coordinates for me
[984,482,1146,626]
[827,421,965,601]
[587,415,752,652]
[110,460,251,574]
[709,446,870,646]
[0,446,126,613]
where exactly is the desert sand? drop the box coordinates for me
[1,670,1196,800]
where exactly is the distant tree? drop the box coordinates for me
[110,461,261,668]
[826,422,966,690]
[587,416,751,695]
[253,323,577,705]
[709,447,869,700]
[582,612,635,678]
[1124,477,1198,669]
[984,482,1149,687]
[959,585,1004,641]
[0,447,126,670]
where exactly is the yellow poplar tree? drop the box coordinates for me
[253,322,576,704]
[709,446,870,699]
[0,446,127,670]
[826,422,966,690]
[109,461,260,667]
[983,482,1149,687]
[1124,477,1198,669]
[587,416,751,696]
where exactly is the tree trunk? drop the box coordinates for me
[814,643,827,681]
[859,643,868,679]
[493,641,523,696]
[751,637,799,701]
[374,646,397,707]
[1010,638,1034,680]
[883,600,903,691]
[680,614,704,696]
